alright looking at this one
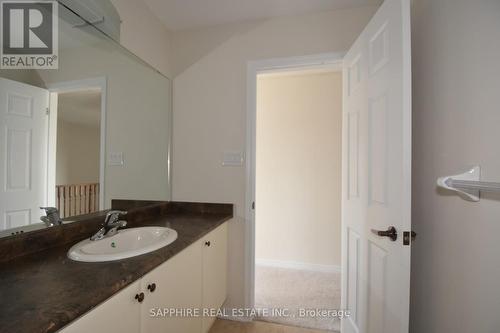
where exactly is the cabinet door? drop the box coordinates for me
[141,240,203,333]
[59,280,141,333]
[202,223,228,333]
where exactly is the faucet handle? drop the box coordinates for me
[104,210,128,224]
[40,207,59,214]
[40,207,62,226]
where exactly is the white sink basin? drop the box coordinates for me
[68,227,177,262]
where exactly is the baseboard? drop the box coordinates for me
[217,314,253,322]
[256,259,341,273]
[217,307,253,322]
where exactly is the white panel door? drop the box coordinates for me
[0,78,49,231]
[341,0,411,332]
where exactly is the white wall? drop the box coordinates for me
[171,6,378,309]
[56,120,100,185]
[0,70,46,88]
[110,0,173,78]
[171,20,264,77]
[411,0,500,332]
[255,71,342,268]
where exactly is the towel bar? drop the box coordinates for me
[437,166,500,201]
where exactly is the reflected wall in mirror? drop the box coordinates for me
[53,84,103,218]
[0,1,172,237]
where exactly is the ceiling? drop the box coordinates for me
[58,90,101,127]
[143,0,382,31]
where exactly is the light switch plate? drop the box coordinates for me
[108,152,124,166]
[222,151,244,167]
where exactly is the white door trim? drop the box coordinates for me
[47,77,107,211]
[244,53,345,311]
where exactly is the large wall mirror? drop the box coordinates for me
[0,1,172,237]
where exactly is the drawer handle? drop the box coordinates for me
[205,241,211,247]
[135,292,145,303]
[147,283,157,293]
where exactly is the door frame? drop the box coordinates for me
[244,53,345,313]
[46,77,107,211]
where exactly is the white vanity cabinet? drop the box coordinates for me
[59,222,228,333]
[202,223,228,332]
[58,280,142,333]
[141,237,203,333]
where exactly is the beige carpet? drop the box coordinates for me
[209,319,332,333]
[254,265,341,332]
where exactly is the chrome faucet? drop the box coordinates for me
[40,207,63,227]
[90,210,128,241]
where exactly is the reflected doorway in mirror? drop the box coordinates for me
[47,77,106,218]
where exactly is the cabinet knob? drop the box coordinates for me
[147,283,157,292]
[205,241,211,247]
[135,292,145,303]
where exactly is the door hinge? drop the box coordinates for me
[251,201,255,210]
[403,231,417,246]
[45,107,49,115]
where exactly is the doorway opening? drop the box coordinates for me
[47,78,106,218]
[247,54,344,332]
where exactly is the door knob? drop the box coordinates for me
[147,283,156,292]
[371,226,397,241]
[205,241,211,247]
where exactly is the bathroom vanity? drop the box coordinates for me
[61,222,227,333]
[0,201,232,333]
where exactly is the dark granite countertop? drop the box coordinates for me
[0,204,232,333]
